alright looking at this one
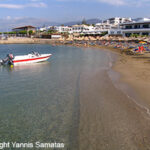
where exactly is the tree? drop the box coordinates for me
[47,30,57,34]
[61,32,69,39]
[29,30,33,35]
[82,18,87,25]
[3,32,8,34]
[8,31,16,34]
[130,33,139,38]
[19,30,27,34]
[101,31,108,36]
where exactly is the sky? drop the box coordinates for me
[0,0,150,31]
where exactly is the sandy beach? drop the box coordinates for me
[0,37,57,44]
[114,54,150,114]
[78,53,150,150]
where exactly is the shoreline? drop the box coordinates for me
[78,50,150,150]
[76,47,150,150]
[113,54,150,114]
[2,37,150,115]
[0,37,125,54]
[1,38,150,149]
[1,37,150,112]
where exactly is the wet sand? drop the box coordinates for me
[114,54,150,110]
[79,53,150,150]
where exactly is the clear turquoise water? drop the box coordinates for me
[0,44,114,149]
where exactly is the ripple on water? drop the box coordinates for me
[0,45,115,149]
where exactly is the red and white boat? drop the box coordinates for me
[0,52,52,66]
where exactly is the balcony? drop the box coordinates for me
[123,26,150,30]
[122,28,150,32]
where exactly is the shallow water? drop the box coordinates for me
[0,44,115,149]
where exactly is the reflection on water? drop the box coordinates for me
[0,44,114,149]
[4,61,51,72]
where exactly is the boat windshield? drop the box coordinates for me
[31,51,40,56]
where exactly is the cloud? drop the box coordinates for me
[26,2,47,7]
[0,2,47,9]
[57,0,150,6]
[30,0,41,2]
[6,16,11,20]
[0,16,58,31]
[0,4,24,9]
[97,0,126,6]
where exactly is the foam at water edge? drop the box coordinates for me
[107,68,150,119]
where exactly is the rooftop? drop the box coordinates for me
[120,18,150,25]
[13,25,36,30]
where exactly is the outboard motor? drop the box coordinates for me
[0,54,14,65]
[0,59,3,65]
[0,57,8,65]
[7,54,14,65]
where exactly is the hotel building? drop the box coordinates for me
[120,18,150,36]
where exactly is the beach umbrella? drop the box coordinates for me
[139,41,146,44]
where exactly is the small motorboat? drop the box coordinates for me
[0,51,52,66]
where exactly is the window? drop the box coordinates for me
[125,33,131,37]
[134,25,140,29]
[125,25,132,29]
[143,24,149,28]
[142,32,149,35]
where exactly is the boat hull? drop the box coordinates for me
[12,54,51,65]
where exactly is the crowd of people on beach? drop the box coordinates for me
[54,39,150,55]
[1,36,150,55]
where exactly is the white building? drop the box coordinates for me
[120,18,150,36]
[39,27,47,32]
[95,23,112,30]
[37,17,135,36]
[95,17,131,36]
[82,25,97,34]
[50,26,72,33]
[38,26,52,32]
[103,17,132,25]
[72,24,107,35]
[72,25,90,33]
[51,34,62,39]
[108,29,122,36]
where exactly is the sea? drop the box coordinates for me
[0,44,117,150]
